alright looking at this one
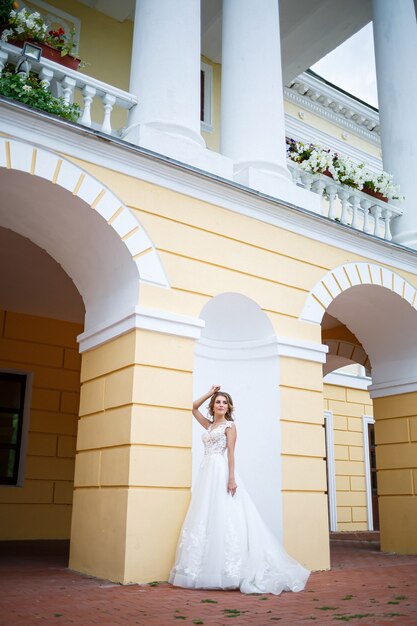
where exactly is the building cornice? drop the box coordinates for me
[2,100,417,280]
[285,71,380,145]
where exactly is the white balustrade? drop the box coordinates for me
[287,160,403,241]
[0,41,138,136]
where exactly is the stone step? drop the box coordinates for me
[330,531,380,543]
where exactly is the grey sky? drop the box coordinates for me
[311,23,378,108]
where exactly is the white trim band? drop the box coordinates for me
[324,372,372,390]
[277,336,328,363]
[362,414,375,532]
[78,306,205,352]
[368,376,417,398]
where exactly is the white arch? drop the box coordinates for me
[0,138,168,331]
[301,262,417,324]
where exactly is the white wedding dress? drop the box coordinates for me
[169,421,310,594]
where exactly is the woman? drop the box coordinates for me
[169,385,310,595]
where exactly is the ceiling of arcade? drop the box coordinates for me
[78,0,372,82]
[0,227,84,323]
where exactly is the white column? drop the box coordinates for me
[220,0,319,210]
[373,0,417,248]
[122,0,232,178]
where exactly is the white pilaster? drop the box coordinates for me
[373,0,417,248]
[122,0,232,179]
[220,0,319,212]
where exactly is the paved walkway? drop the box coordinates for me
[1,539,416,625]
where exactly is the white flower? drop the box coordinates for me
[22,84,32,92]
[1,29,12,41]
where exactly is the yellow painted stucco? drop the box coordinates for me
[373,391,417,554]
[324,383,372,531]
[0,310,82,539]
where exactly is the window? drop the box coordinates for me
[200,62,213,133]
[0,372,29,486]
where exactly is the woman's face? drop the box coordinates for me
[213,394,229,418]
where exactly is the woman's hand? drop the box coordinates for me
[209,384,221,395]
[228,479,237,497]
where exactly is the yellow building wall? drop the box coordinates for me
[65,154,417,576]
[284,101,381,159]
[373,391,417,554]
[0,310,82,539]
[70,329,194,583]
[324,383,373,531]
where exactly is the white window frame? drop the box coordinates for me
[0,370,33,488]
[324,410,337,531]
[362,414,375,531]
[200,62,213,133]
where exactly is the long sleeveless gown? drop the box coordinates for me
[169,421,310,594]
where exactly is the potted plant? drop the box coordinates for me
[1,7,80,70]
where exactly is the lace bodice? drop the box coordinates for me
[202,421,234,456]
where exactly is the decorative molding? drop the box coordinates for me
[362,414,375,531]
[285,71,380,145]
[277,336,328,363]
[324,372,371,391]
[3,103,417,281]
[78,306,205,352]
[324,410,337,532]
[324,340,371,375]
[0,136,168,289]
[195,336,279,362]
[368,376,417,398]
[301,262,417,325]
[285,113,383,172]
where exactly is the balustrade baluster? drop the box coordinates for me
[0,50,8,76]
[325,182,338,220]
[61,76,76,105]
[300,171,313,191]
[370,205,382,237]
[101,93,116,134]
[382,208,393,241]
[39,68,54,90]
[360,199,372,233]
[80,85,96,127]
[337,188,350,224]
[311,177,326,214]
[349,192,361,229]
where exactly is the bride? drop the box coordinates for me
[169,385,310,595]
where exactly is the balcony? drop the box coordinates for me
[287,162,403,241]
[0,34,405,250]
[0,41,137,137]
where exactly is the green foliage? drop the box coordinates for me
[0,69,80,121]
[0,0,13,28]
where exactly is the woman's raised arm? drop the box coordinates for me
[192,385,220,429]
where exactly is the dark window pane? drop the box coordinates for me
[200,69,205,121]
[0,448,16,479]
[0,413,19,444]
[0,379,23,409]
[0,373,27,485]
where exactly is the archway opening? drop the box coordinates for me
[319,280,417,554]
[0,226,84,547]
[193,293,282,537]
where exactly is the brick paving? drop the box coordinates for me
[1,539,416,626]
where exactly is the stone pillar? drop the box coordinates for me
[122,0,232,178]
[372,391,417,554]
[220,0,319,211]
[69,318,202,583]
[373,0,417,248]
[279,352,330,571]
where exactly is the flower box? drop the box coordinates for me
[11,38,80,70]
[362,187,389,203]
